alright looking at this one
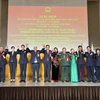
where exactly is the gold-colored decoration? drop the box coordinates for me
[45,7,51,13]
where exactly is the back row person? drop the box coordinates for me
[2,44,100,83]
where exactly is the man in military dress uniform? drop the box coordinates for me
[59,47,70,82]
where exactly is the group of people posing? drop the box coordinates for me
[0,44,100,83]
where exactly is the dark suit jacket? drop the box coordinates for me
[17,48,30,64]
[84,51,95,66]
[77,51,85,64]
[41,48,52,63]
[95,54,100,66]
[0,51,7,65]
[30,50,40,64]
[5,49,17,63]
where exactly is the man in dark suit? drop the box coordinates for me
[95,48,100,82]
[30,46,40,82]
[85,46,95,82]
[17,44,30,82]
[5,46,17,82]
[77,45,85,82]
[41,45,52,82]
[0,46,7,82]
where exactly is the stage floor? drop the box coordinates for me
[0,80,100,87]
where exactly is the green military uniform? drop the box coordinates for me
[59,53,70,82]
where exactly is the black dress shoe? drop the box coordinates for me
[13,79,15,82]
[10,81,13,83]
[66,80,69,82]
[13,81,15,83]
[20,80,23,82]
[81,80,85,82]
[23,80,26,83]
[79,80,81,82]
[62,81,64,82]
[87,80,91,82]
[48,80,51,82]
[37,80,40,82]
[44,80,46,82]
[2,80,5,83]
[92,80,96,83]
[96,80,99,83]
[13,80,15,83]
[33,80,35,82]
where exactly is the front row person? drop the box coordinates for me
[77,45,85,82]
[0,46,7,82]
[59,47,70,82]
[30,46,40,82]
[17,44,30,83]
[5,46,17,82]
[52,47,59,82]
[41,45,52,82]
[95,48,100,82]
[85,46,95,82]
[70,48,78,82]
